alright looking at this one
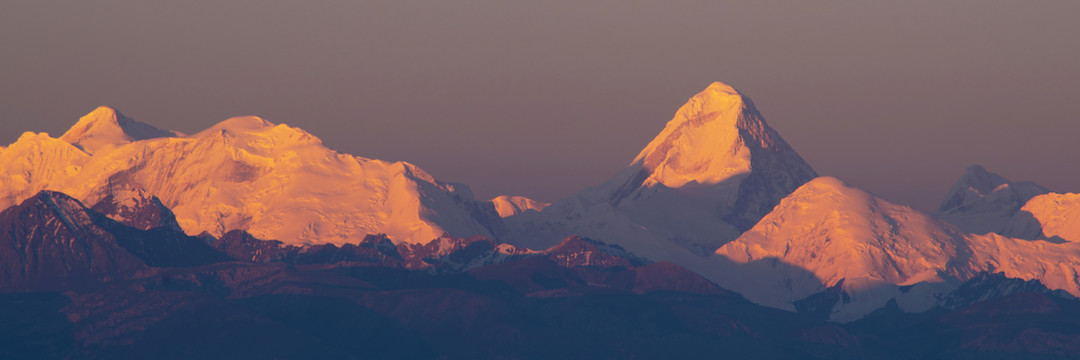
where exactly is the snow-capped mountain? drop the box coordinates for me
[6,85,1079,326]
[936,165,1079,243]
[713,177,971,321]
[59,106,179,155]
[937,165,1050,235]
[1001,192,1080,243]
[489,195,549,217]
[712,176,1080,321]
[504,82,816,259]
[0,132,90,206]
[0,109,502,245]
[962,232,1080,298]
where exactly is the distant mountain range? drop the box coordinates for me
[2,82,1079,358]
[0,106,501,245]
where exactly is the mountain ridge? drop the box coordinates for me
[59,106,178,154]
[713,175,1080,321]
[4,83,1079,325]
[504,81,817,259]
[0,108,502,246]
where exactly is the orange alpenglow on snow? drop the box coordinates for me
[1013,193,1080,242]
[489,195,549,217]
[0,109,500,245]
[712,176,1080,321]
[502,81,816,258]
[5,82,1080,325]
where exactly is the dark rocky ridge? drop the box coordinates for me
[0,191,226,290]
[1,190,1078,359]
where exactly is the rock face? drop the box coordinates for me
[211,230,404,266]
[505,82,817,260]
[541,236,647,269]
[210,230,653,275]
[0,191,226,290]
[90,187,182,231]
[0,109,502,246]
[0,191,146,290]
[941,272,1074,310]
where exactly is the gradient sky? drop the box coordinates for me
[2,1,1078,211]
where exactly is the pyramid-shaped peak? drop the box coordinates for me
[938,165,1051,234]
[939,165,1020,213]
[698,81,744,99]
[628,81,812,189]
[679,81,751,116]
[85,105,122,119]
[60,106,176,154]
[21,190,96,228]
[965,164,989,174]
[959,165,1008,192]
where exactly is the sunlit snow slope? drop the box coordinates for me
[937,165,1079,243]
[713,177,1080,321]
[490,196,549,218]
[504,82,816,257]
[59,106,179,155]
[1004,193,1080,243]
[0,109,500,245]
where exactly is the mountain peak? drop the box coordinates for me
[84,105,122,121]
[59,106,176,154]
[543,236,648,268]
[629,82,810,189]
[795,176,859,196]
[960,165,1008,192]
[965,164,989,173]
[698,81,744,100]
[714,176,970,320]
[23,190,96,230]
[939,165,1050,213]
[938,165,1052,236]
[197,116,275,136]
[509,82,817,258]
[614,82,816,227]
[938,165,1008,213]
[90,187,182,231]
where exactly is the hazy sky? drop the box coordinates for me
[2,1,1078,211]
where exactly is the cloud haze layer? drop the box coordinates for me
[2,1,1078,210]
